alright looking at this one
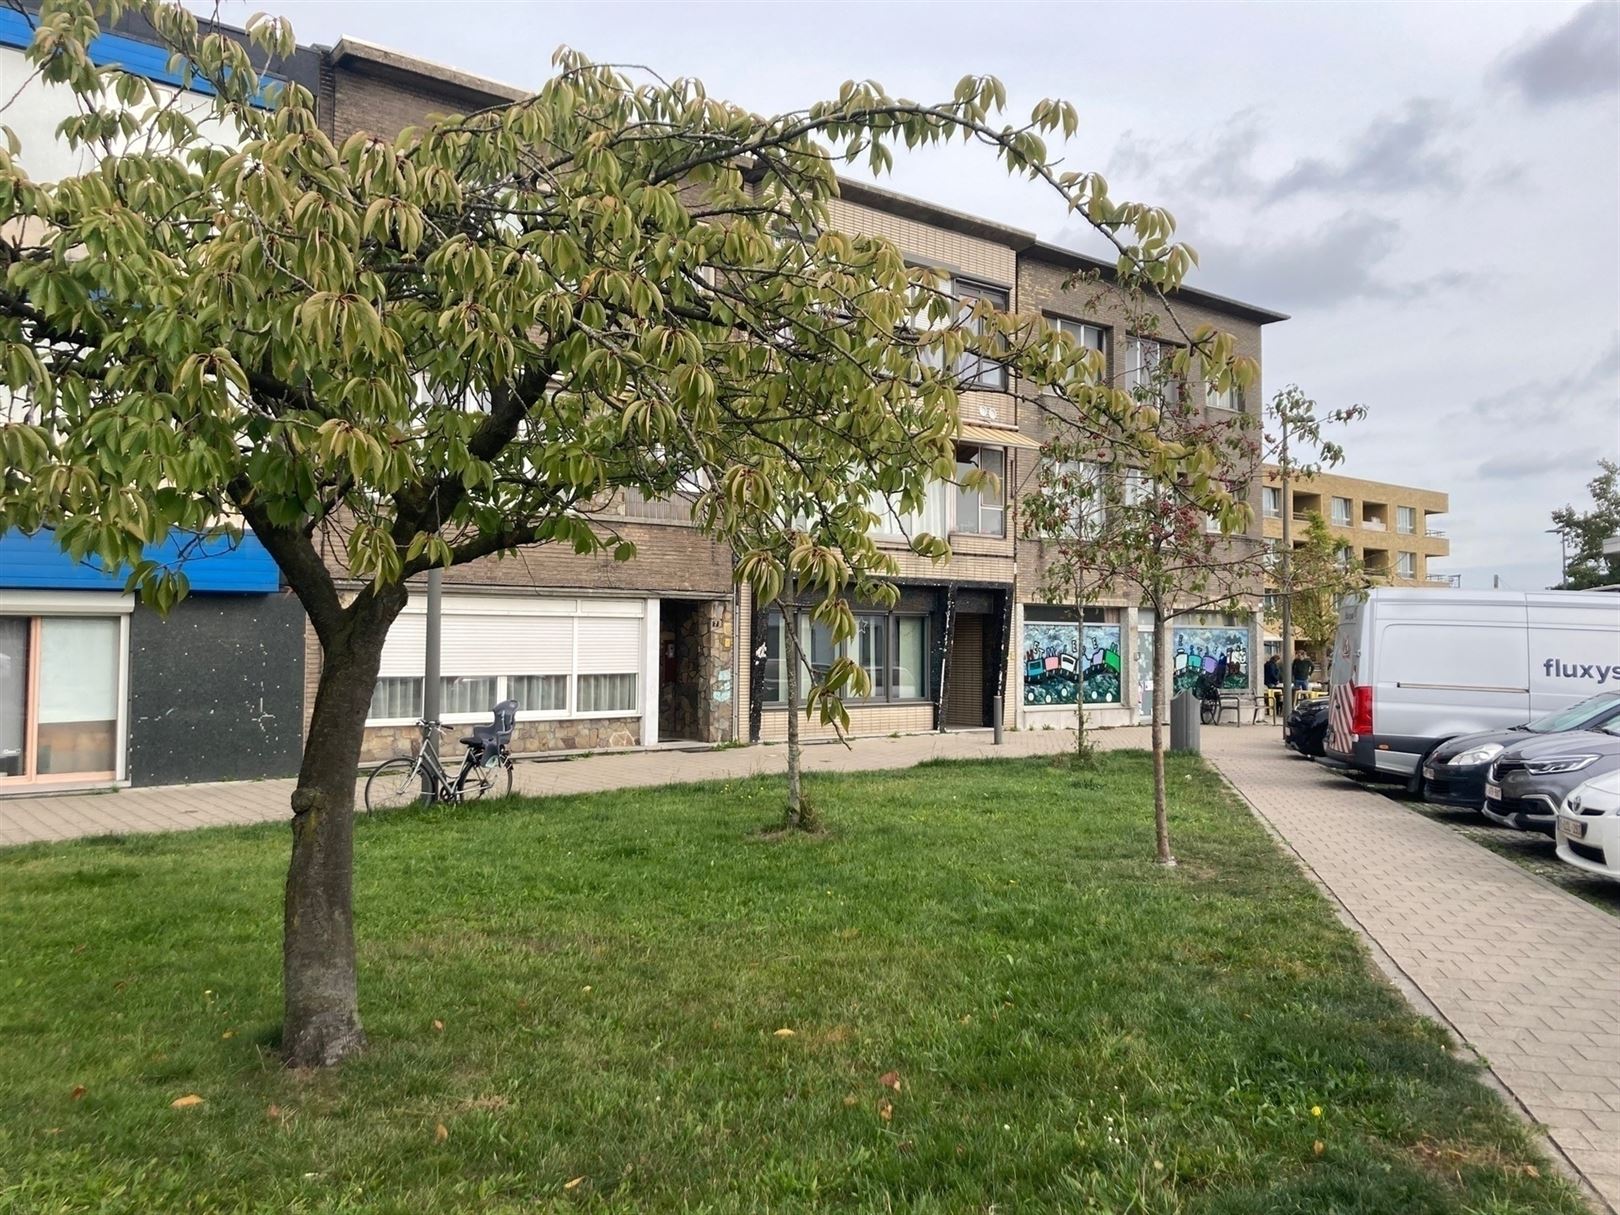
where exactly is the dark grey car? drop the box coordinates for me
[1481,721,1620,834]
[1422,690,1620,809]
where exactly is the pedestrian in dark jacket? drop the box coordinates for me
[1291,652,1314,690]
[1264,655,1282,688]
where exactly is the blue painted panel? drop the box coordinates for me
[0,9,279,104]
[0,529,280,593]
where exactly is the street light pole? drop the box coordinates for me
[1279,422,1295,719]
[421,566,442,797]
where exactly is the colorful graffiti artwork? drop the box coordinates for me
[1170,626,1250,693]
[1022,623,1123,706]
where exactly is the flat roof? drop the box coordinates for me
[328,36,528,106]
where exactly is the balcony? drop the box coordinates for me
[1427,573,1460,587]
[1360,519,1386,532]
[1425,527,1446,537]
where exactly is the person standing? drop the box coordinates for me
[1291,650,1314,690]
[1264,654,1282,689]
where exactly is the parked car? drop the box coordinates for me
[1481,721,1620,834]
[1325,588,1620,784]
[1283,698,1330,758]
[1421,690,1620,809]
[1555,769,1620,883]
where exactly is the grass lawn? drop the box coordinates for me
[0,752,1585,1214]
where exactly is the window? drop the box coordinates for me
[1331,496,1352,526]
[578,673,638,713]
[1048,316,1105,356]
[955,281,1009,390]
[1396,551,1417,578]
[1262,486,1283,518]
[508,674,567,712]
[1396,506,1417,534]
[867,481,949,542]
[1040,461,1105,537]
[370,677,423,721]
[1207,383,1244,411]
[761,611,930,703]
[955,443,1006,536]
[1124,336,1181,404]
[0,610,127,784]
[367,597,645,724]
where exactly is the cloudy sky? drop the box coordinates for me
[215,0,1618,588]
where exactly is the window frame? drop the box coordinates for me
[1262,486,1283,519]
[1396,505,1417,535]
[954,279,1010,391]
[1396,551,1417,578]
[760,609,933,705]
[1331,496,1353,526]
[954,442,1008,538]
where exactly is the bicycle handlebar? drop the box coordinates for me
[416,719,454,735]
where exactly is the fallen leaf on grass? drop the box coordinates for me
[266,1105,282,1121]
[1312,1140,1325,1157]
[842,1094,859,1108]
[434,1122,448,1143]
[772,1028,795,1038]
[170,1094,205,1109]
[877,1099,893,1123]
[221,1030,235,1040]
[878,1071,901,1093]
[69,1085,86,1101]
[564,1176,586,1190]
[1524,1164,1540,1179]
[432,1019,444,1033]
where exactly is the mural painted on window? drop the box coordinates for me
[1022,623,1122,706]
[1171,626,1250,693]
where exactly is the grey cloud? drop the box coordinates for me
[1477,451,1588,480]
[1265,100,1459,202]
[1492,2,1620,106]
[1463,335,1620,426]
[1186,212,1471,311]
[1109,109,1267,203]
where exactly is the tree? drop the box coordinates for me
[1550,459,1620,590]
[1266,511,1369,666]
[0,1,1239,1064]
[1024,294,1263,863]
[1022,454,1110,761]
[1260,385,1366,715]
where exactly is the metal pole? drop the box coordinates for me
[992,694,1003,745]
[1279,422,1295,719]
[422,566,442,796]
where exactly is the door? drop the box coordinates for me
[0,617,28,779]
[944,613,988,728]
[0,614,123,784]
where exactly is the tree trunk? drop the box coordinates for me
[1074,578,1087,760]
[1151,611,1176,867]
[783,599,806,830]
[282,585,407,1068]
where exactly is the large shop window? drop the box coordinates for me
[0,609,126,784]
[368,597,644,724]
[1021,613,1123,706]
[761,610,930,704]
[1170,620,1251,694]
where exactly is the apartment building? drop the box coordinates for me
[0,17,1288,792]
[1260,468,1451,588]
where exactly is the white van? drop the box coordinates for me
[1324,588,1620,782]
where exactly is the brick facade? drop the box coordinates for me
[308,40,1286,760]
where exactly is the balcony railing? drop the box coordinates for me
[1360,519,1386,531]
[1426,528,1446,537]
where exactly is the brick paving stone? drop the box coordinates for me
[1203,727,1620,1213]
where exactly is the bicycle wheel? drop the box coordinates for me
[1200,698,1219,726]
[460,758,513,802]
[365,757,429,813]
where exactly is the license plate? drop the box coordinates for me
[1485,781,1502,801]
[1423,765,1436,781]
[1559,819,1587,841]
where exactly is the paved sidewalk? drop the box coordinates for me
[0,725,1148,847]
[1204,728,1620,1212]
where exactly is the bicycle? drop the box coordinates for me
[364,700,517,812]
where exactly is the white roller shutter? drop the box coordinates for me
[442,614,572,676]
[576,616,643,673]
[377,613,427,678]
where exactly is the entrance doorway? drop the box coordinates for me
[944,611,991,728]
